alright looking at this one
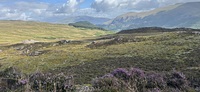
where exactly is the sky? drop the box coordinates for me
[0,0,200,21]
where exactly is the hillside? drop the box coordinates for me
[68,21,106,30]
[0,27,200,91]
[118,27,200,34]
[0,20,112,45]
[105,2,200,30]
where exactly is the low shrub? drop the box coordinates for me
[92,67,192,92]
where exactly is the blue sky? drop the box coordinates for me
[0,0,200,22]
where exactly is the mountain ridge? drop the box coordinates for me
[45,16,111,25]
[104,2,200,31]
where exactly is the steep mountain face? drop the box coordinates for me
[105,2,200,31]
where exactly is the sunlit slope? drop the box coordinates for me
[0,20,112,44]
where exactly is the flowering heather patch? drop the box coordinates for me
[146,72,166,89]
[147,88,161,92]
[29,72,75,92]
[18,79,28,85]
[92,67,192,92]
[129,68,145,78]
[0,67,22,79]
[167,71,188,90]
[92,74,124,92]
[111,68,130,80]
[171,71,186,79]
[93,68,145,92]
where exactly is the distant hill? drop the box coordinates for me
[46,16,111,25]
[117,27,200,34]
[0,20,111,44]
[68,21,106,30]
[104,2,200,30]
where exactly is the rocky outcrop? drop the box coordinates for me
[22,39,39,44]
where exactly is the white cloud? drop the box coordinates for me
[91,0,151,12]
[91,0,200,13]
[0,1,50,21]
[0,8,31,20]
[55,0,84,13]
[90,0,161,17]
[73,8,111,18]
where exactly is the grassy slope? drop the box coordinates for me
[0,20,112,45]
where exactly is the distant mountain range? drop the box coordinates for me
[103,2,200,31]
[44,16,110,25]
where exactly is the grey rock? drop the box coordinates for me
[29,51,43,56]
[14,46,25,50]
[57,40,71,45]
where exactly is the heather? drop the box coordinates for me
[0,67,75,92]
[0,67,195,92]
[92,68,192,92]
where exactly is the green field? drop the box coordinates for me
[0,20,112,45]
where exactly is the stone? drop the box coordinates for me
[15,46,25,50]
[57,40,70,44]
[22,39,39,44]
[29,50,49,56]
[29,51,43,56]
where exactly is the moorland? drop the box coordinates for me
[0,21,200,91]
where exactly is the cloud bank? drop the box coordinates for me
[91,0,200,13]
